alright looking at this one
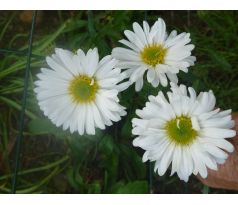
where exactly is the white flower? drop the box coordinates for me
[132,82,236,182]
[35,48,130,135]
[112,18,196,91]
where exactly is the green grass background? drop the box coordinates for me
[0,11,238,193]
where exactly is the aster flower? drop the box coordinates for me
[132,83,236,182]
[35,48,129,135]
[112,18,196,91]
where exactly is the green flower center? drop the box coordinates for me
[140,44,167,67]
[165,115,197,145]
[68,75,98,104]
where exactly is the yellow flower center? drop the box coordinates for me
[164,115,197,145]
[140,44,167,67]
[68,75,98,104]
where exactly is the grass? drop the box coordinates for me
[0,10,238,194]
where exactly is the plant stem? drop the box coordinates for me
[11,11,37,194]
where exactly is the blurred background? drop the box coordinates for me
[0,11,238,194]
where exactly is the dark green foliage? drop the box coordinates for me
[0,11,238,193]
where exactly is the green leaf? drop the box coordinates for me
[99,151,119,188]
[202,185,210,194]
[28,118,66,137]
[114,181,148,194]
[88,182,101,194]
[67,167,86,193]
[0,96,37,119]
[98,135,114,154]
[121,117,132,138]
[208,50,232,71]
[119,144,146,180]
[87,11,96,37]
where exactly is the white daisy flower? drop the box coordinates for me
[35,48,129,135]
[132,82,236,182]
[112,18,196,91]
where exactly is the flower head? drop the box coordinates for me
[132,83,236,182]
[35,48,129,135]
[112,18,196,91]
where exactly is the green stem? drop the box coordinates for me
[0,96,37,120]
[0,167,59,193]
[0,12,17,41]
[0,155,69,181]
[11,11,37,193]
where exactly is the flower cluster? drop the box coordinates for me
[35,18,236,182]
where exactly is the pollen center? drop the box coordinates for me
[140,44,167,67]
[68,75,98,104]
[165,115,197,145]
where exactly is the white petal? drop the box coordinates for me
[166,72,178,84]
[112,47,140,62]
[130,66,147,82]
[77,104,86,135]
[157,143,175,175]
[135,77,144,92]
[153,18,166,44]
[91,102,106,130]
[147,69,155,83]
[158,73,168,87]
[85,48,99,77]
[119,39,140,52]
[143,21,151,44]
[55,48,78,76]
[171,146,182,176]
[46,56,73,79]
[202,128,236,138]
[124,30,145,49]
[203,144,228,159]
[85,104,96,135]
[133,22,147,46]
